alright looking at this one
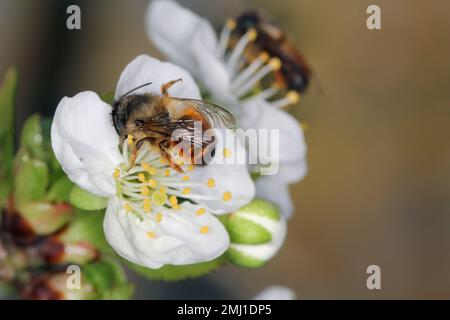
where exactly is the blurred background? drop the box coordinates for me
[1,0,450,299]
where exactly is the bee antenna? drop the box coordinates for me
[121,82,153,98]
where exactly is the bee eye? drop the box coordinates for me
[135,120,144,128]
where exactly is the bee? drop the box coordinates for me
[234,10,312,93]
[112,79,235,172]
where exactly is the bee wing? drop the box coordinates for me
[172,98,236,130]
[139,116,212,148]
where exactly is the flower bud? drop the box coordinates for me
[221,198,287,268]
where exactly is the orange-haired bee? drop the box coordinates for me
[234,10,312,93]
[112,80,235,172]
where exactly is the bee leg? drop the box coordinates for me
[128,138,156,170]
[159,140,184,173]
[161,79,183,96]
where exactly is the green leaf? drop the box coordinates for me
[69,185,108,211]
[83,259,134,300]
[60,209,113,254]
[0,67,18,207]
[46,175,74,202]
[127,255,226,281]
[14,158,49,204]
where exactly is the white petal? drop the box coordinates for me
[240,99,307,183]
[146,0,217,78]
[253,286,296,300]
[187,129,255,214]
[103,198,229,268]
[114,55,201,101]
[255,178,295,219]
[190,29,238,109]
[51,91,122,196]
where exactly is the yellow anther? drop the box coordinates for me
[176,159,184,166]
[258,51,270,62]
[159,186,167,194]
[138,173,146,182]
[143,202,152,212]
[286,90,301,104]
[146,231,156,238]
[207,178,216,188]
[152,190,167,206]
[269,57,282,71]
[223,148,232,158]
[148,179,158,188]
[141,163,150,170]
[182,175,190,181]
[172,204,182,211]
[127,134,134,145]
[247,28,258,41]
[155,212,163,223]
[140,186,150,196]
[113,168,121,178]
[200,226,209,234]
[226,18,236,30]
[196,208,206,216]
[159,158,168,164]
[123,203,133,213]
[182,187,191,195]
[164,169,171,177]
[169,195,178,207]
[223,191,232,202]
[187,164,194,172]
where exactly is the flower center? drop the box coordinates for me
[216,19,300,108]
[111,137,233,238]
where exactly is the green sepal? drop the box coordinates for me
[69,185,108,211]
[127,255,227,281]
[46,175,74,202]
[14,157,49,204]
[221,214,272,244]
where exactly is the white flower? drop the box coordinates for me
[253,286,296,300]
[146,0,308,218]
[51,55,255,269]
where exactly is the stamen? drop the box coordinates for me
[234,57,283,98]
[123,202,133,213]
[217,19,236,57]
[142,198,152,212]
[164,169,171,177]
[142,163,157,175]
[207,178,216,188]
[182,175,190,181]
[231,51,270,90]
[200,226,209,234]
[196,208,206,216]
[148,179,158,188]
[138,173,146,182]
[223,191,232,202]
[169,195,178,207]
[155,212,163,223]
[146,231,156,238]
[187,164,194,172]
[226,28,258,76]
[141,186,150,196]
[113,168,121,179]
[272,90,301,108]
[182,188,191,195]
[223,148,232,158]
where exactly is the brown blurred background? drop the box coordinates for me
[1,0,450,299]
